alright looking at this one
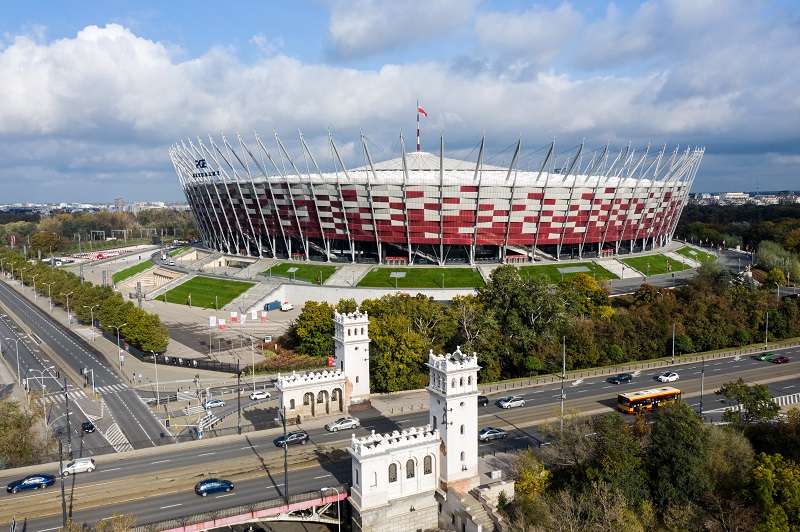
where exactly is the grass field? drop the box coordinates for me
[263,263,338,284]
[517,262,617,283]
[112,260,153,283]
[674,246,717,265]
[621,254,687,276]
[357,267,485,288]
[154,276,255,308]
[169,246,191,257]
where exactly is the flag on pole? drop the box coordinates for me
[210,316,217,328]
[417,107,427,117]
[261,311,267,322]
[251,309,258,321]
[230,311,238,323]
[218,319,226,330]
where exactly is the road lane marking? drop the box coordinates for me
[151,459,171,464]
[198,452,216,457]
[100,467,121,472]
[161,503,182,509]
[314,474,332,479]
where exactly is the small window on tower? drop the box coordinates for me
[389,463,398,482]
[460,424,465,435]
[424,455,432,474]
[406,459,415,478]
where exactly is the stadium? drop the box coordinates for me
[170,131,704,265]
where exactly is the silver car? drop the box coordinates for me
[324,417,360,432]
[61,457,96,476]
[498,395,525,409]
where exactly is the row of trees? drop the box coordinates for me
[503,384,800,531]
[285,263,799,392]
[1,208,197,252]
[0,250,169,353]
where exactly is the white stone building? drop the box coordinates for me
[333,309,372,410]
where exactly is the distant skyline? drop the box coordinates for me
[0,0,799,203]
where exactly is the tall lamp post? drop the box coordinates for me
[84,304,99,342]
[61,292,74,328]
[321,486,341,532]
[149,350,160,409]
[31,274,39,301]
[44,282,55,312]
[109,323,127,371]
[5,334,30,386]
[671,323,676,364]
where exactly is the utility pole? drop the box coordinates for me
[64,377,72,459]
[237,360,242,436]
[560,336,566,431]
[58,434,67,529]
[671,323,675,364]
[700,356,705,419]
[280,405,289,504]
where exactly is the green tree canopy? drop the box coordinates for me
[716,378,781,424]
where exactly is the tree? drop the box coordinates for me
[716,378,781,424]
[94,512,137,531]
[285,301,334,357]
[523,355,542,376]
[766,268,787,289]
[30,231,66,254]
[0,396,54,467]
[513,448,549,498]
[749,453,800,532]
[648,401,711,512]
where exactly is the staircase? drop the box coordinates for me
[465,488,500,531]
[223,281,279,313]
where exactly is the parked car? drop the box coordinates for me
[757,352,776,361]
[608,373,633,384]
[195,478,234,497]
[81,421,96,433]
[773,356,790,364]
[274,431,310,447]
[477,395,489,407]
[60,457,96,476]
[325,417,361,432]
[204,399,226,409]
[7,474,55,493]
[657,372,679,383]
[478,428,508,442]
[249,390,271,400]
[498,395,525,409]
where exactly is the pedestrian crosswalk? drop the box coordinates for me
[93,383,128,395]
[183,405,206,416]
[199,413,219,430]
[104,423,134,453]
[39,388,88,406]
[177,390,199,402]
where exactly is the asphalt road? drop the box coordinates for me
[4,347,800,531]
[0,280,171,451]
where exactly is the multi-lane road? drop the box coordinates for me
[3,342,800,531]
[0,279,171,454]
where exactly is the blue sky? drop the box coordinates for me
[0,0,798,203]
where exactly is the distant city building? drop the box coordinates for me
[171,130,704,264]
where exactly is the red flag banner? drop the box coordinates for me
[417,107,427,117]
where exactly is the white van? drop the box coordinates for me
[61,457,96,476]
[280,302,294,311]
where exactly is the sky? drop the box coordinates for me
[0,0,798,204]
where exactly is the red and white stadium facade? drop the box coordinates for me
[170,131,704,265]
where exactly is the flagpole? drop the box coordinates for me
[416,100,421,152]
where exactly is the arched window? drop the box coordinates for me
[331,389,338,400]
[303,394,311,406]
[406,459,415,479]
[389,463,398,482]
[460,451,465,461]
[348,328,351,336]
[460,424,465,435]
[468,376,472,386]
[356,376,359,383]
[355,469,359,486]
[424,456,432,475]
[372,472,378,487]
[459,377,463,387]
[451,378,456,388]
[317,391,325,403]
[289,399,296,410]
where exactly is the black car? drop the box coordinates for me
[7,474,56,493]
[274,430,310,447]
[81,421,96,433]
[478,395,489,407]
[608,373,633,384]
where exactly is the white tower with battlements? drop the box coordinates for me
[426,347,480,493]
[333,309,371,408]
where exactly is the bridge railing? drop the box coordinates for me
[129,483,349,532]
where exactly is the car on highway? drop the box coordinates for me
[757,352,776,361]
[60,457,96,476]
[81,421,96,433]
[7,474,56,493]
[195,478,234,497]
[773,356,790,364]
[249,390,271,400]
[325,417,360,432]
[478,428,508,442]
[498,395,525,409]
[478,395,489,407]
[657,372,680,383]
[608,373,633,384]
[204,399,226,408]
[274,430,310,447]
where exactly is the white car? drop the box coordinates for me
[61,457,96,476]
[657,372,679,383]
[325,417,361,432]
[498,395,525,409]
[204,399,226,408]
[249,390,271,400]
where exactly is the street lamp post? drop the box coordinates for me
[765,311,769,348]
[84,304,99,341]
[150,350,160,409]
[109,323,127,371]
[31,274,39,301]
[5,334,30,386]
[44,282,55,312]
[671,323,676,364]
[61,292,74,328]
[321,486,341,532]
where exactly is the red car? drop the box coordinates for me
[773,356,790,364]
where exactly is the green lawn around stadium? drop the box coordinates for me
[622,254,684,276]
[169,246,191,257]
[154,276,255,309]
[517,262,617,283]
[357,267,486,289]
[674,246,717,265]
[263,263,338,284]
[112,260,153,284]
